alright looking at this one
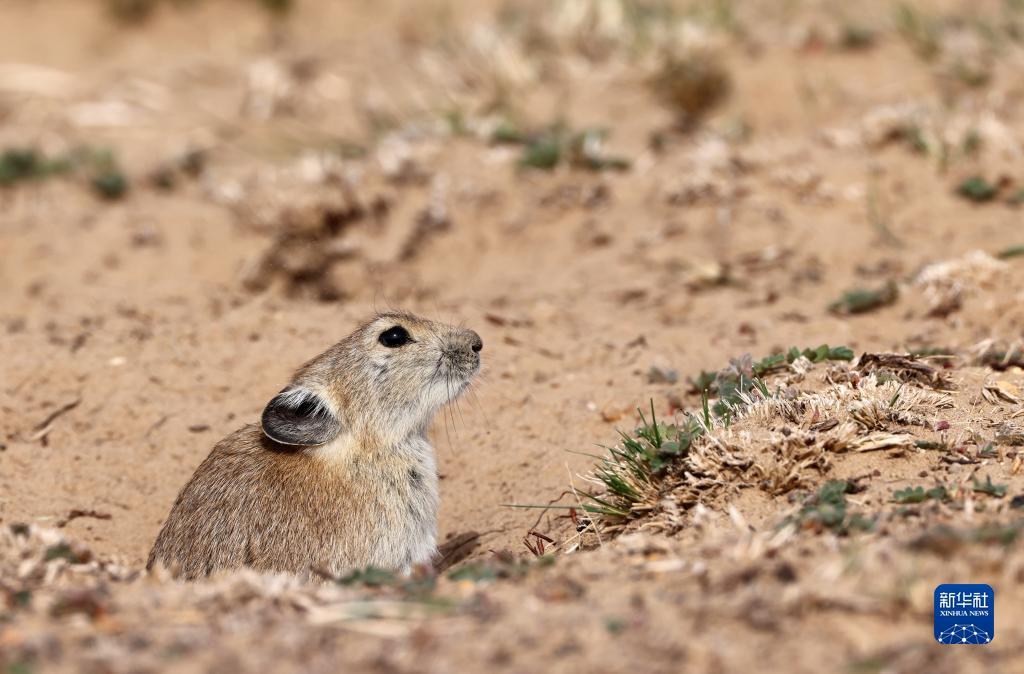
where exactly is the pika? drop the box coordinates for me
[147,312,482,580]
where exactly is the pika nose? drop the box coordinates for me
[451,329,482,357]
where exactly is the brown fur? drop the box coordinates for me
[147,312,481,580]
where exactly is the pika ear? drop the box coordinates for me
[260,386,342,447]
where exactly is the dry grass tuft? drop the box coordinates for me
[412,0,733,131]
[854,352,956,390]
[915,250,1008,318]
[649,47,731,128]
[577,356,969,539]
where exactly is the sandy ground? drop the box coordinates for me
[2,1,1024,672]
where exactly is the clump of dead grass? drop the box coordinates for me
[915,249,1008,318]
[974,340,1024,371]
[576,346,857,528]
[576,351,966,539]
[689,345,854,420]
[835,103,1021,183]
[892,2,1011,99]
[0,524,136,613]
[854,352,957,391]
[413,0,732,132]
[649,47,731,129]
[230,145,458,301]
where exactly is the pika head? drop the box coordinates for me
[261,311,483,449]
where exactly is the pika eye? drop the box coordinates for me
[378,325,412,348]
